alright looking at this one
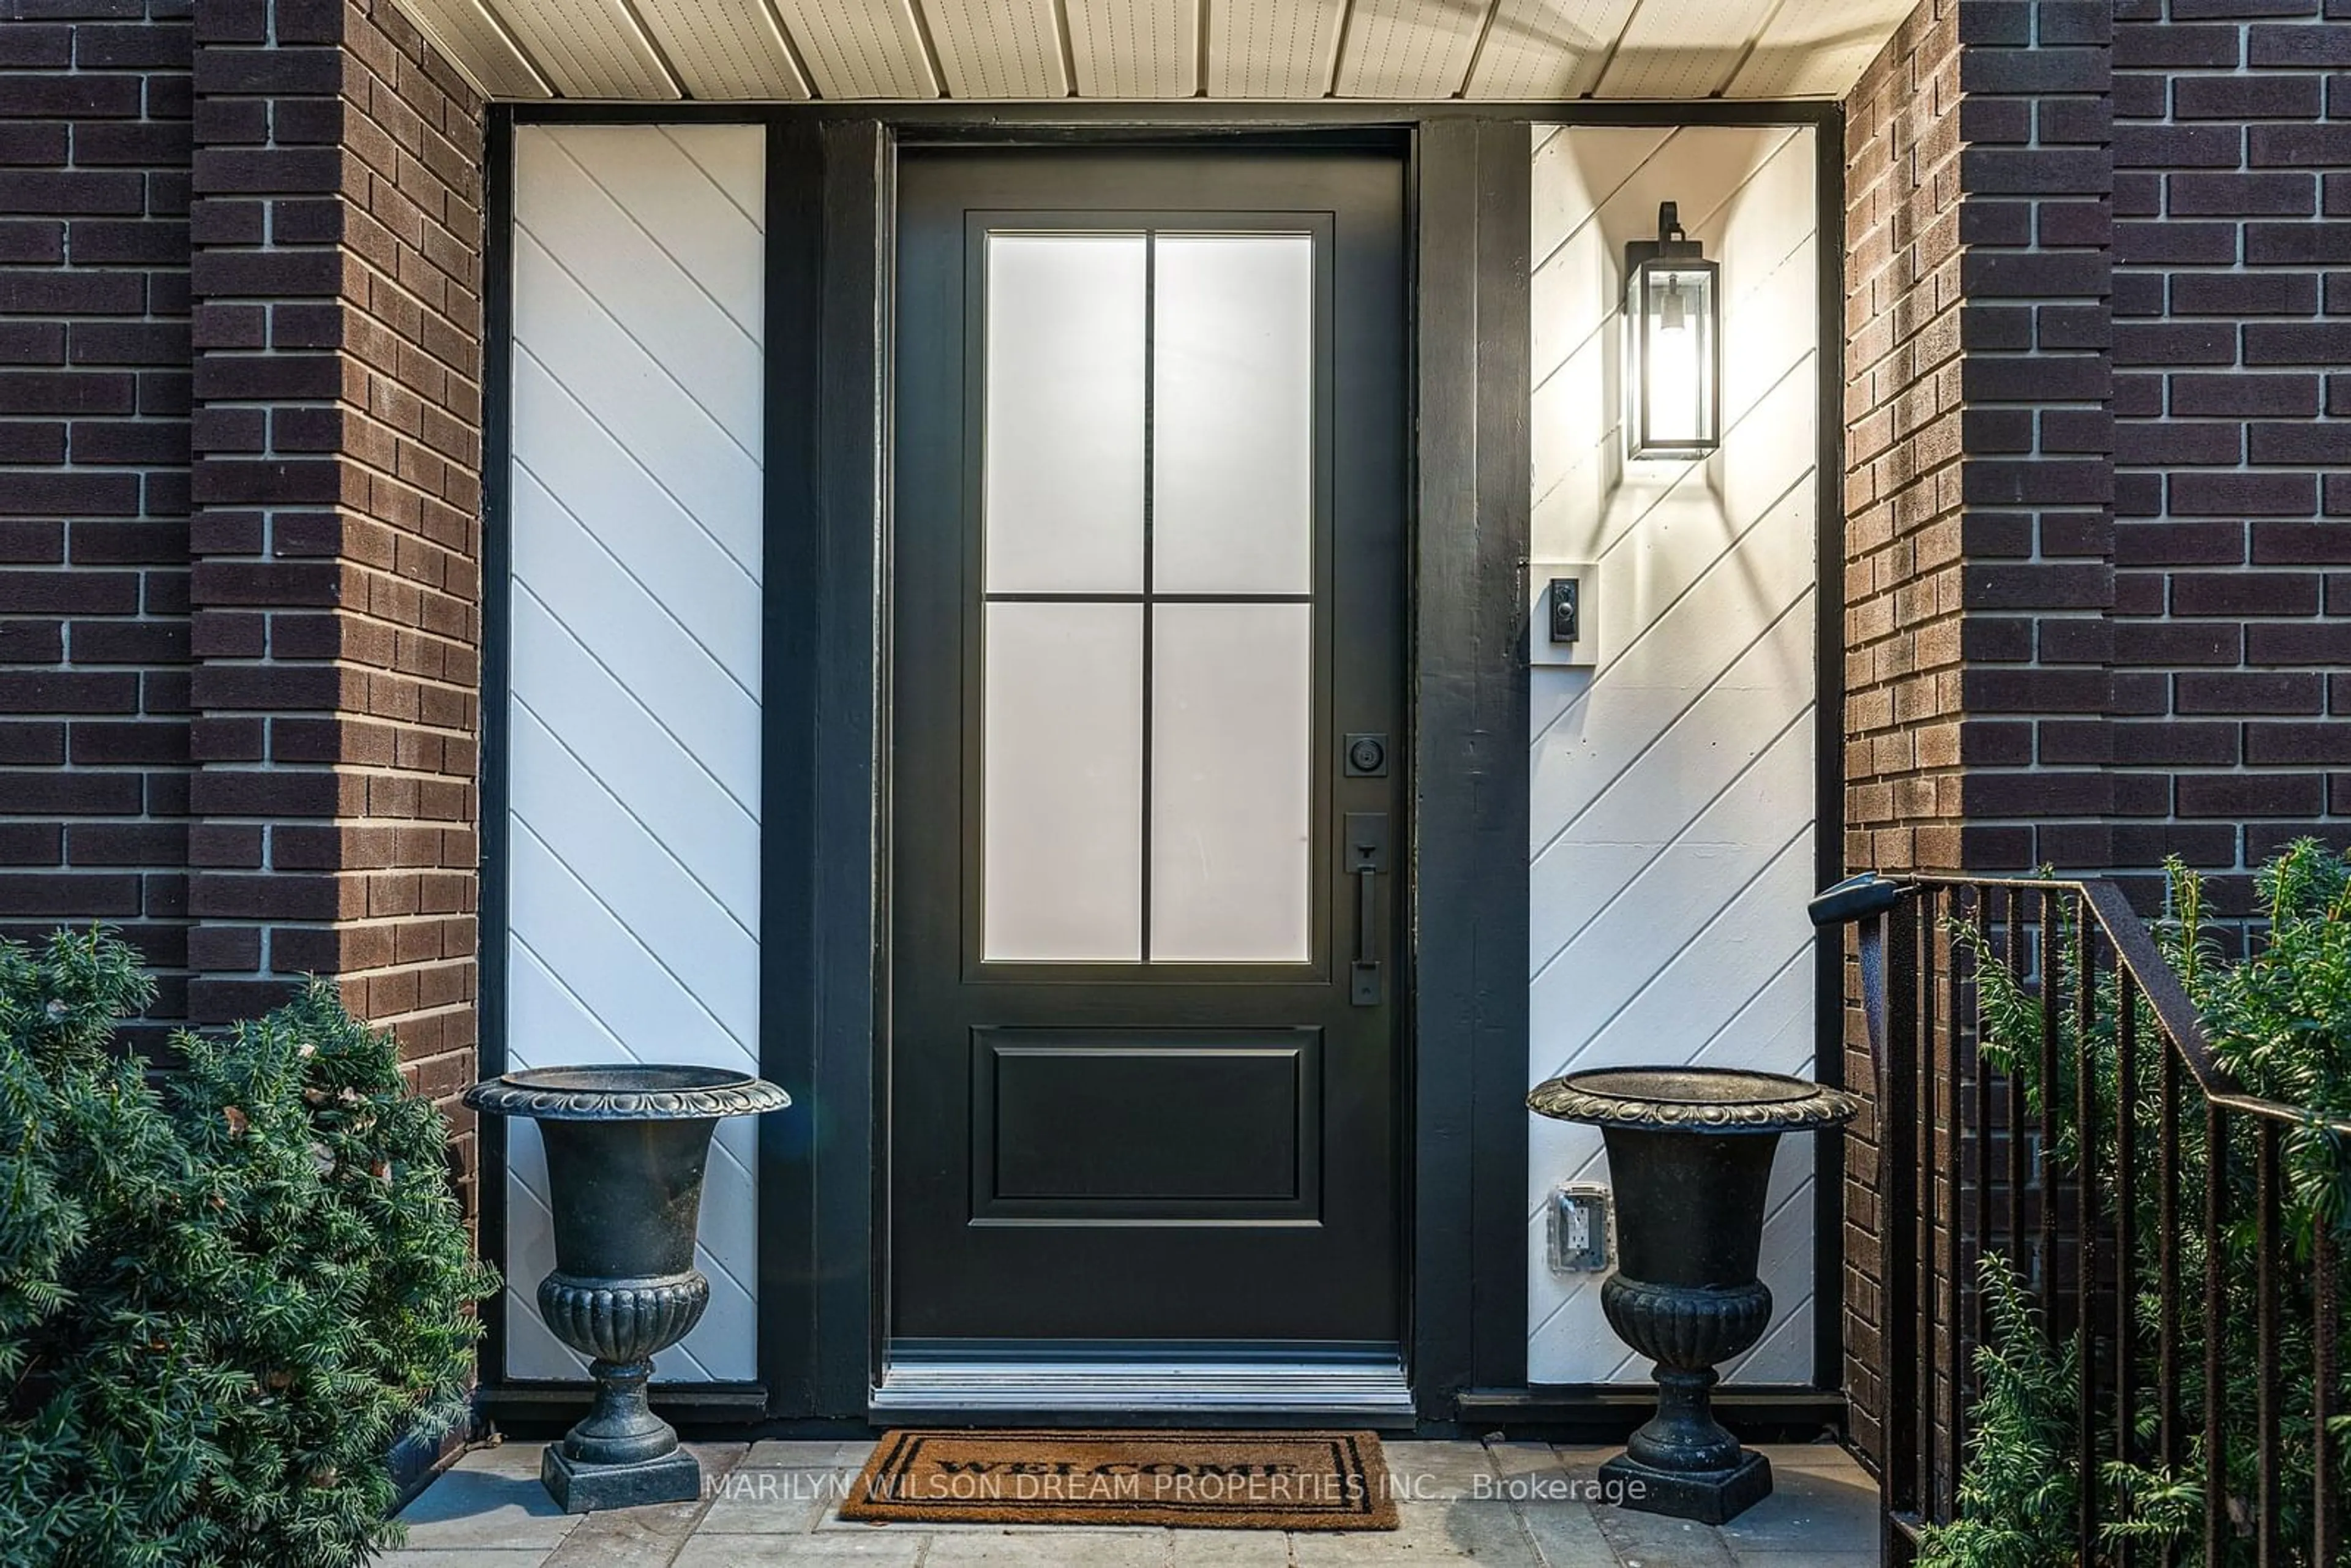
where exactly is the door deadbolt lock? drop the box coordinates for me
[1344,733,1388,778]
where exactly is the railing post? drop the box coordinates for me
[1943,885,1969,1522]
[2074,906,2098,1567]
[2203,1104,2229,1568]
[2038,899,2061,1318]
[2004,894,2027,1289]
[1916,889,1940,1523]
[2317,1223,2342,1565]
[2113,966,2139,1568]
[1883,895,1921,1561]
[2156,1028,2181,1562]
[2255,1119,2281,1562]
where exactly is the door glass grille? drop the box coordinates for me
[979,228,1317,965]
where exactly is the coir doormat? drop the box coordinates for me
[838,1429,1398,1530]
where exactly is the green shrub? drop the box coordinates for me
[0,928,500,1567]
[1920,839,2351,1567]
[1916,1258,2081,1568]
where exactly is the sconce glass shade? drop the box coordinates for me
[1624,207,1720,460]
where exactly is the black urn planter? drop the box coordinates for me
[465,1065,790,1513]
[1528,1066,1858,1526]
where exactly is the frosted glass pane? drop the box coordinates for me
[1150,603,1313,962]
[984,233,1146,593]
[1152,234,1314,595]
[983,602,1143,961]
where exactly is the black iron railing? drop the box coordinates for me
[1812,872,2350,1567]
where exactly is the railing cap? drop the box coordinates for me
[1807,871,1912,929]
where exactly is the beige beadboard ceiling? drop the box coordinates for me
[392,0,1916,103]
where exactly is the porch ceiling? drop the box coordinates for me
[392,0,1913,105]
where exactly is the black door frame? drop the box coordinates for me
[474,98,1846,1430]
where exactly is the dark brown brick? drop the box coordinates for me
[2177,773,2326,817]
[2244,223,2351,264]
[2244,323,2351,366]
[2247,724,2351,763]
[2113,23,2241,66]
[2177,671,2325,713]
[2169,172,2316,216]
[2247,21,2351,64]
[2248,124,2351,168]
[2169,472,2319,516]
[2117,124,2243,166]
[2170,571,2323,615]
[2117,322,2237,365]
[2173,72,2323,118]
[2250,522,2351,563]
[2170,374,2320,418]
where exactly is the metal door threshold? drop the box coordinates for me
[870,1341,1417,1427]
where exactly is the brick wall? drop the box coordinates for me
[1839,0,2351,934]
[1845,0,1968,892]
[1954,0,2120,874]
[1840,0,2122,1474]
[1840,0,1967,1464]
[1838,0,2351,1476]
[0,0,196,1045]
[2112,0,2351,915]
[186,0,484,1099]
[1840,3,2124,895]
[1,0,484,1166]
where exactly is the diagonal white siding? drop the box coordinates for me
[504,124,765,1382]
[1528,126,1821,1386]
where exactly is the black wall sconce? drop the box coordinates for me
[1623,201,1720,460]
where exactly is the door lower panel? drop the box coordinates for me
[972,1027,1321,1221]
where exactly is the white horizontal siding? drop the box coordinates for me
[504,124,766,1383]
[1528,126,1821,1386]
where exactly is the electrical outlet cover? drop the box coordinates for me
[1547,1184,1612,1274]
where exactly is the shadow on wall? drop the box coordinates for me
[1525,124,1826,1386]
[1466,0,1914,100]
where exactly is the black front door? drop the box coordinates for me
[890,148,1406,1349]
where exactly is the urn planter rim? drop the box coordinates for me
[464,1064,792,1122]
[1528,1065,1859,1133]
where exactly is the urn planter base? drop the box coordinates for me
[542,1444,702,1514]
[1600,1449,1771,1527]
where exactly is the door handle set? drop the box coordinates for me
[1345,811,1387,1007]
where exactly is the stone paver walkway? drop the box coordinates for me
[384,1437,1878,1567]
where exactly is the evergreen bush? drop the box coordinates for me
[0,928,500,1567]
[1919,839,2351,1567]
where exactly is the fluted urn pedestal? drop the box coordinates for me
[466,1065,790,1513]
[1528,1067,1858,1526]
